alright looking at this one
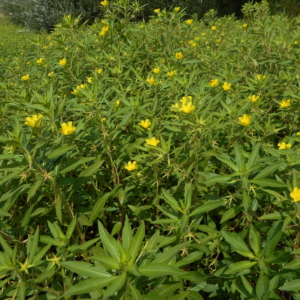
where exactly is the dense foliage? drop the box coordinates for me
[2,1,300,299]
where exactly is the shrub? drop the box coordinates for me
[2,1,300,299]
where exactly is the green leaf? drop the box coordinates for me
[254,163,285,179]
[128,221,145,264]
[59,157,95,174]
[75,160,104,186]
[250,178,287,188]
[203,175,232,187]
[220,206,240,223]
[221,231,252,253]
[47,145,74,159]
[152,242,189,264]
[31,245,52,266]
[89,255,120,270]
[122,215,132,252]
[21,204,34,228]
[175,251,203,268]
[0,234,13,257]
[0,209,11,217]
[259,212,288,220]
[138,263,186,278]
[129,283,144,300]
[233,144,245,172]
[264,220,282,257]
[249,224,261,255]
[98,221,120,261]
[65,217,77,241]
[279,279,300,291]
[246,142,261,170]
[216,155,239,172]
[35,269,56,283]
[89,184,121,223]
[187,291,204,300]
[161,188,183,213]
[27,227,39,264]
[189,200,225,217]
[282,258,300,270]
[59,261,111,278]
[27,178,43,202]
[40,235,63,247]
[63,276,117,296]
[103,272,127,299]
[256,273,269,300]
[224,261,257,275]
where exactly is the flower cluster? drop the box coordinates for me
[171,96,195,114]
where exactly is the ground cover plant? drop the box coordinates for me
[2,0,300,299]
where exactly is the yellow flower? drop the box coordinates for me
[186,19,193,25]
[180,96,192,105]
[257,74,266,80]
[48,72,54,77]
[222,82,232,91]
[154,8,160,13]
[152,67,160,74]
[147,77,156,85]
[100,0,108,6]
[180,101,195,114]
[211,26,217,30]
[297,132,300,136]
[76,84,86,90]
[87,77,93,83]
[139,119,151,129]
[100,26,109,35]
[243,23,248,27]
[248,95,259,103]
[171,103,180,111]
[174,7,180,11]
[96,68,103,74]
[71,89,78,95]
[101,118,106,122]
[22,75,30,81]
[125,161,138,171]
[146,137,160,147]
[175,52,183,60]
[25,115,43,128]
[188,40,197,47]
[58,58,67,66]
[238,114,251,126]
[36,58,44,64]
[116,100,121,107]
[294,41,299,45]
[278,142,291,149]
[167,71,176,77]
[279,99,291,108]
[209,79,219,87]
[61,122,76,135]
[291,187,300,202]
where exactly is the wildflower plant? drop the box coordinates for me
[2,2,300,299]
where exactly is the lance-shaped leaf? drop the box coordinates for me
[128,221,145,264]
[60,261,112,278]
[189,200,226,217]
[63,276,117,296]
[138,263,186,278]
[224,261,257,275]
[279,279,300,291]
[98,221,120,261]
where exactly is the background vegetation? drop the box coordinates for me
[2,0,300,299]
[1,0,300,32]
